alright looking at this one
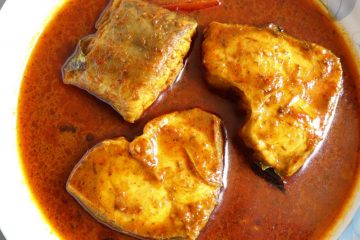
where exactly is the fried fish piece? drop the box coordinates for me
[67,108,224,239]
[202,22,342,178]
[62,0,197,123]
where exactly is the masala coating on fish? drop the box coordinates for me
[67,108,224,239]
[63,0,197,122]
[202,22,342,177]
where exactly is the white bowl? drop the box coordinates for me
[0,0,359,239]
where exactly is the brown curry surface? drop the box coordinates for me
[17,0,360,239]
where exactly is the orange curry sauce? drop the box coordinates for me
[17,0,360,239]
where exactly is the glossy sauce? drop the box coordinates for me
[17,0,360,239]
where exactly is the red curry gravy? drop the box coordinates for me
[17,0,360,239]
